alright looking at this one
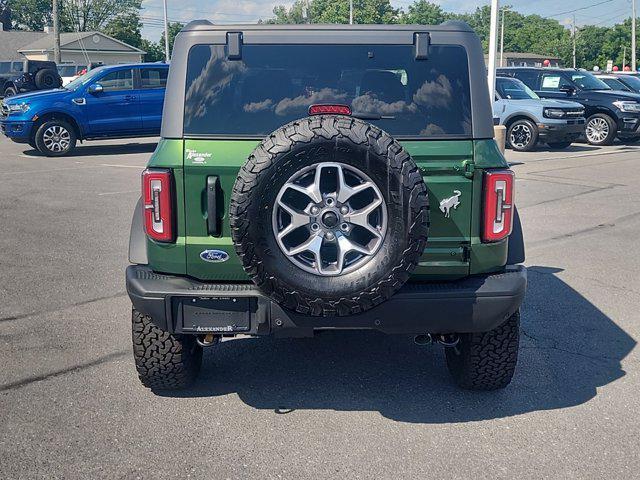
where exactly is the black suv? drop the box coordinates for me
[498,67,640,145]
[1,60,62,98]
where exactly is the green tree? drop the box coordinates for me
[104,12,142,48]
[159,21,184,59]
[9,0,51,30]
[140,38,164,62]
[400,0,448,25]
[267,0,398,24]
[61,0,141,32]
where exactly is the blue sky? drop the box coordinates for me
[140,0,636,40]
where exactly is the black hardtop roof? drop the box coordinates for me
[182,20,474,34]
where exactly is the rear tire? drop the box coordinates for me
[3,86,17,97]
[585,114,616,146]
[132,309,202,391]
[507,119,538,152]
[547,141,572,149]
[445,310,520,390]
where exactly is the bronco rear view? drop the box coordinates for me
[126,21,526,391]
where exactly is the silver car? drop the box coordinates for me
[494,76,585,151]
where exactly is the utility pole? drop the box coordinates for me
[499,7,506,67]
[53,0,61,64]
[572,14,577,69]
[632,0,637,71]
[163,0,170,62]
[623,45,627,70]
[349,0,353,25]
[488,0,500,100]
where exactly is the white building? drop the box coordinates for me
[0,30,145,65]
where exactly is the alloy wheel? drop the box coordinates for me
[509,123,533,149]
[272,162,387,276]
[42,125,71,153]
[586,117,610,144]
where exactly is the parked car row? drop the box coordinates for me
[2,61,639,157]
[497,67,640,149]
[494,76,585,151]
[0,63,168,156]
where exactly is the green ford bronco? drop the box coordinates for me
[126,21,527,391]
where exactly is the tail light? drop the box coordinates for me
[482,169,515,242]
[142,168,174,242]
[308,104,352,116]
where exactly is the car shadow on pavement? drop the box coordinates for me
[21,142,157,157]
[159,266,635,423]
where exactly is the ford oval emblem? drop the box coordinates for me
[199,249,229,263]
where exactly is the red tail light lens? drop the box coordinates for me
[308,104,352,116]
[482,169,515,242]
[142,168,174,243]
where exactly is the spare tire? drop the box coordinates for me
[34,68,62,89]
[230,115,429,316]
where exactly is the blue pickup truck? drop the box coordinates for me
[1,63,168,156]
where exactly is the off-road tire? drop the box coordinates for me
[34,68,62,90]
[131,309,202,390]
[3,86,17,97]
[585,113,616,146]
[547,141,572,149]
[34,119,77,157]
[506,118,538,152]
[445,310,520,390]
[230,115,429,317]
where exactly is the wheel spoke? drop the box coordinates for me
[288,233,323,260]
[276,199,310,239]
[344,197,383,238]
[336,165,374,204]
[335,232,372,271]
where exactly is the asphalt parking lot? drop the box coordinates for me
[1,137,638,479]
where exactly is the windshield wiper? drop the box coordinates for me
[352,112,396,120]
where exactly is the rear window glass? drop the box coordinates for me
[184,44,472,138]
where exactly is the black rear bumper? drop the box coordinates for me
[126,265,527,337]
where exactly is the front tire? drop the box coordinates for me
[132,309,202,391]
[585,114,616,146]
[445,310,520,390]
[507,119,538,152]
[3,86,17,97]
[34,120,77,157]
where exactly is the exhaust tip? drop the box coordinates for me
[196,334,219,348]
[414,334,432,346]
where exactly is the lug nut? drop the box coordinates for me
[326,197,334,206]
[340,206,349,215]
[340,223,349,231]
[325,232,335,240]
[311,223,320,231]
[310,206,320,215]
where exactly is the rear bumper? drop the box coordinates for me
[126,264,527,337]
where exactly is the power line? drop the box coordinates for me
[545,0,616,18]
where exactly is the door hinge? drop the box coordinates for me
[226,32,243,60]
[462,160,475,179]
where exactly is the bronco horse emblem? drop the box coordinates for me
[439,190,462,218]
